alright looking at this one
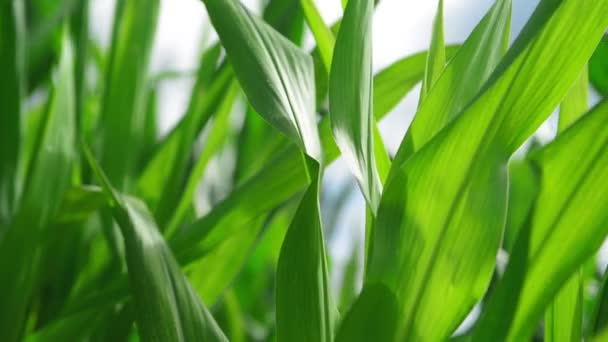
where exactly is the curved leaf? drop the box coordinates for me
[85,148,228,342]
[330,0,382,212]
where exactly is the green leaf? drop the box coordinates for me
[335,284,399,342]
[364,0,608,340]
[171,47,438,266]
[300,0,335,73]
[330,0,382,212]
[390,0,512,172]
[372,45,459,119]
[165,80,240,236]
[202,0,321,161]
[84,146,228,342]
[419,0,445,103]
[276,158,333,342]
[136,53,230,222]
[202,3,336,341]
[544,66,589,342]
[0,0,25,225]
[98,0,160,189]
[474,99,608,341]
[0,29,76,342]
[589,35,608,96]
[54,185,105,224]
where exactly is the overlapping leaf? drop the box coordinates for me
[0,0,24,226]
[544,68,588,342]
[364,0,608,340]
[330,0,382,212]
[0,30,76,342]
[474,99,608,341]
[98,0,160,189]
[85,148,227,341]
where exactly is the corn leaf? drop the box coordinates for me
[137,47,231,227]
[390,0,512,173]
[98,0,160,189]
[419,0,445,103]
[0,0,25,225]
[364,0,608,340]
[300,0,334,73]
[202,0,321,161]
[166,81,240,236]
[276,158,334,342]
[0,30,76,342]
[330,0,382,212]
[474,99,608,341]
[84,147,228,342]
[590,36,608,96]
[544,67,589,342]
[171,47,433,264]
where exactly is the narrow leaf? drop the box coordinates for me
[330,0,382,212]
[419,0,445,103]
[98,0,160,189]
[0,30,76,342]
[475,99,608,341]
[84,147,228,342]
[544,66,589,342]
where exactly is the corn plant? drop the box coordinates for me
[1,0,607,341]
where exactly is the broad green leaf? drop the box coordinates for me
[365,0,608,340]
[544,66,589,342]
[589,35,608,96]
[474,99,608,341]
[390,0,512,173]
[202,2,332,341]
[276,159,333,342]
[335,284,399,342]
[419,0,445,103]
[300,0,335,73]
[330,0,382,212]
[339,241,361,311]
[84,147,228,342]
[503,159,539,252]
[0,30,76,342]
[202,0,321,161]
[98,0,159,189]
[0,0,25,225]
[172,48,437,265]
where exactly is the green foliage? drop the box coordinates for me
[1,0,607,341]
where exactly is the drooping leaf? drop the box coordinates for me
[364,1,608,340]
[172,47,440,266]
[202,0,321,161]
[84,147,228,342]
[330,0,382,212]
[201,2,333,341]
[474,99,608,341]
[0,30,76,342]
